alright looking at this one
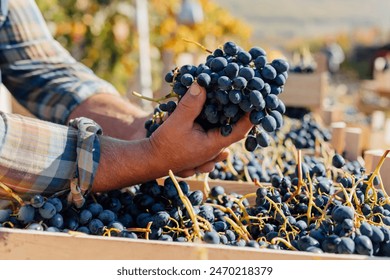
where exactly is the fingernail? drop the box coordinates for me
[189,83,201,96]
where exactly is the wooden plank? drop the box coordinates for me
[364,149,390,194]
[0,228,370,260]
[282,72,328,109]
[344,127,362,161]
[330,122,346,155]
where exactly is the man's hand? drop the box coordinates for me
[92,83,253,192]
[147,82,253,177]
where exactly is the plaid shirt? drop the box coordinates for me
[0,0,119,207]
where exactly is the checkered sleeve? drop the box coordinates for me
[0,0,119,125]
[0,112,101,208]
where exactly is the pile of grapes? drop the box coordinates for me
[1,151,390,257]
[209,112,333,182]
[144,41,289,151]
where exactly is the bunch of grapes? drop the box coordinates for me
[145,41,289,151]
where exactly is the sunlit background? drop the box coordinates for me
[35,0,390,103]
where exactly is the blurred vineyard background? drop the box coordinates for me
[35,0,390,102]
[35,0,252,98]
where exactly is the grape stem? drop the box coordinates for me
[132,91,178,104]
[168,170,202,241]
[0,181,25,206]
[182,38,213,54]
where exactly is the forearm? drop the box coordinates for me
[92,137,166,192]
[68,93,150,141]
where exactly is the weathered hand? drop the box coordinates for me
[148,83,253,177]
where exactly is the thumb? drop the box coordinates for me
[171,82,206,123]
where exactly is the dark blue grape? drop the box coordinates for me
[354,235,373,256]
[223,103,239,118]
[218,76,232,91]
[371,225,385,243]
[79,209,93,225]
[224,62,240,79]
[245,136,258,152]
[295,220,308,231]
[159,234,173,242]
[213,48,224,57]
[256,130,270,147]
[88,219,104,235]
[237,51,251,64]
[265,94,279,109]
[204,104,219,124]
[337,237,355,254]
[322,235,341,253]
[223,41,239,56]
[228,89,242,104]
[164,71,174,83]
[247,77,265,91]
[180,64,197,75]
[39,202,57,219]
[76,226,90,234]
[221,124,233,136]
[232,77,247,90]
[249,109,266,125]
[49,213,64,229]
[261,65,277,80]
[188,190,203,206]
[219,235,229,245]
[249,47,266,59]
[27,223,44,231]
[275,99,286,114]
[166,100,177,114]
[175,237,188,242]
[332,154,345,168]
[0,209,12,223]
[249,90,264,107]
[254,56,267,69]
[215,90,229,105]
[120,230,138,239]
[152,211,170,228]
[271,58,289,73]
[179,181,190,196]
[261,115,277,132]
[270,110,283,129]
[238,96,253,112]
[30,195,45,208]
[197,73,211,88]
[297,236,320,251]
[87,203,103,217]
[238,67,255,80]
[274,74,286,86]
[210,57,228,72]
[180,73,194,87]
[118,213,133,227]
[172,82,187,96]
[46,226,61,232]
[98,209,116,225]
[331,206,354,223]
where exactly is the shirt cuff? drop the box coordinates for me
[67,117,103,208]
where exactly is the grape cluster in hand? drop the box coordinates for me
[145,41,289,151]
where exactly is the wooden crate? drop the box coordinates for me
[0,178,380,260]
[282,72,328,109]
[0,227,370,260]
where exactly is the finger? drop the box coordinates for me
[169,82,206,125]
[176,169,196,178]
[213,148,230,163]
